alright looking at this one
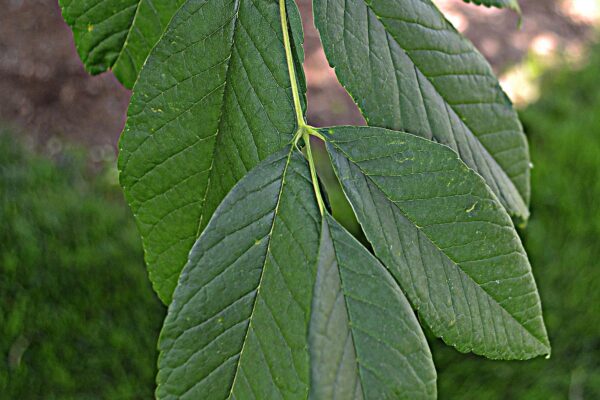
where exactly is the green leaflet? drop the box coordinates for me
[59,0,186,88]
[324,126,549,360]
[313,0,531,221]
[118,0,305,303]
[310,214,436,399]
[463,0,521,13]
[59,0,305,89]
[157,147,322,399]
[157,146,437,399]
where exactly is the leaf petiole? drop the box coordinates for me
[280,0,325,215]
[303,131,325,215]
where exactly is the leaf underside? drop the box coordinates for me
[324,126,549,359]
[118,0,306,303]
[313,0,530,221]
[158,146,437,399]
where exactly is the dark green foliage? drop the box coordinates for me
[6,18,599,400]
[0,133,165,399]
[118,0,306,304]
[324,126,548,359]
[59,0,187,88]
[313,0,530,221]
[157,147,322,399]
[434,45,600,399]
[57,0,552,397]
[311,215,436,399]
[157,145,437,399]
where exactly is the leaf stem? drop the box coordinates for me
[279,0,305,128]
[303,131,325,215]
[279,0,324,214]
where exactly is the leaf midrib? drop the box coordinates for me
[198,0,298,233]
[112,0,143,71]
[321,218,367,400]
[197,0,241,235]
[325,218,436,395]
[226,147,295,399]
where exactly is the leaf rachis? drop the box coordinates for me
[303,132,326,215]
[279,0,306,129]
[280,0,325,215]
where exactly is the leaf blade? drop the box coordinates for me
[313,0,530,220]
[59,0,186,88]
[157,147,322,399]
[324,126,549,360]
[118,0,305,303]
[310,214,437,399]
[60,0,306,90]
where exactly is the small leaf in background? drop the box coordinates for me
[325,126,549,360]
[463,0,521,14]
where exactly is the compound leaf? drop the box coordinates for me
[118,0,305,303]
[157,147,321,399]
[324,126,549,360]
[59,0,550,397]
[313,0,530,221]
[310,214,436,399]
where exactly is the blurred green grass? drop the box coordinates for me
[1,41,599,400]
[0,136,165,399]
